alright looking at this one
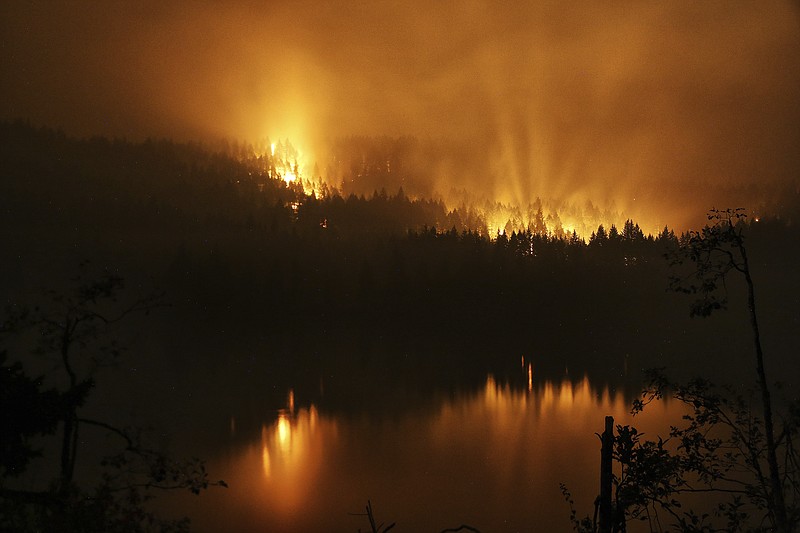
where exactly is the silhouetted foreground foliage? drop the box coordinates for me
[0,266,225,532]
[566,210,799,532]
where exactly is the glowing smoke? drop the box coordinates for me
[2,0,798,230]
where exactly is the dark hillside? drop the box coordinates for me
[2,122,798,410]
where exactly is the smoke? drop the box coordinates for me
[2,0,799,230]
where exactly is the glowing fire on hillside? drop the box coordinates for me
[248,136,767,240]
[268,140,300,185]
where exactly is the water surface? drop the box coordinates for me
[169,372,680,532]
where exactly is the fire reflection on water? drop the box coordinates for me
[251,390,334,516]
[260,406,318,479]
[186,373,678,532]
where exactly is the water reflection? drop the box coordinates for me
[181,375,679,532]
[233,390,340,519]
[260,404,325,480]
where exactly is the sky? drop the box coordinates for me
[2,0,799,230]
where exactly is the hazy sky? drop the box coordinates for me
[2,1,799,229]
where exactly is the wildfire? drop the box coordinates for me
[268,139,301,185]
[252,136,666,238]
[261,137,326,196]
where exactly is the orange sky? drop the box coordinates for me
[2,1,799,230]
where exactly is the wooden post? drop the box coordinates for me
[599,415,614,533]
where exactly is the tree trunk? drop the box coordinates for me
[59,413,77,496]
[599,416,614,533]
[740,243,788,531]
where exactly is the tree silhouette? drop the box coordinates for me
[568,209,798,533]
[0,265,225,532]
[590,224,608,246]
[668,208,790,531]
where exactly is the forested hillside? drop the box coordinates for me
[2,121,798,396]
